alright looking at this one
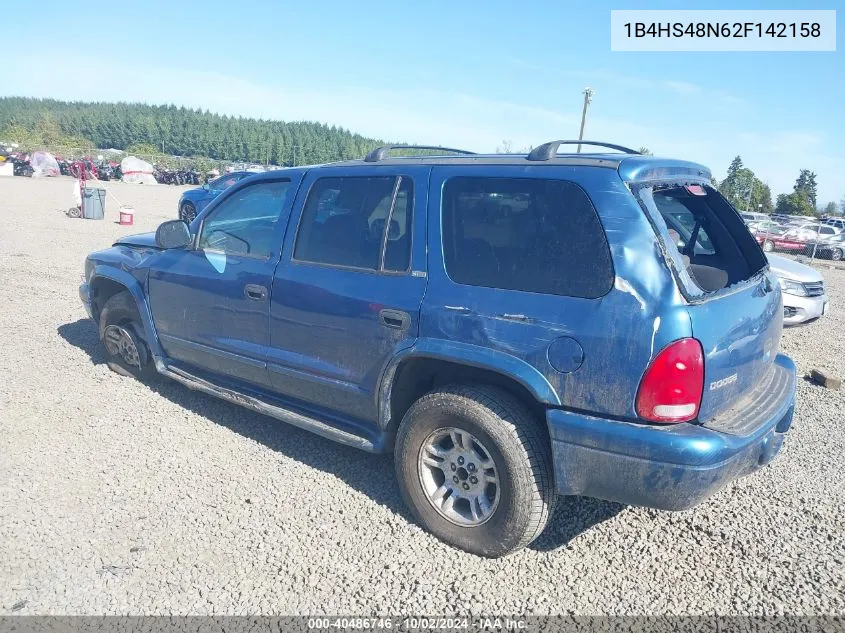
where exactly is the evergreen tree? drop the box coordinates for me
[794,169,818,208]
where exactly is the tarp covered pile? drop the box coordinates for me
[31,151,60,177]
[120,156,157,185]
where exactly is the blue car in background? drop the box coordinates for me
[178,171,253,222]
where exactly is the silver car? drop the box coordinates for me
[767,253,829,325]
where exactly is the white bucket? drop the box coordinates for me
[119,206,135,226]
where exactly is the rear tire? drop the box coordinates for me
[831,248,842,261]
[394,385,554,557]
[762,240,774,252]
[98,291,157,381]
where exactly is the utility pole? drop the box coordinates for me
[577,87,594,153]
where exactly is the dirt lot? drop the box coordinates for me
[1,175,844,615]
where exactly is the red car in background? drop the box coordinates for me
[752,226,794,253]
[756,234,806,253]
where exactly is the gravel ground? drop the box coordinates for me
[1,175,843,616]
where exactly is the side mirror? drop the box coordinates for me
[155,220,192,249]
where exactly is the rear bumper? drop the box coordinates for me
[548,354,796,511]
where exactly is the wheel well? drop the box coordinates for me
[90,277,130,320]
[387,357,549,443]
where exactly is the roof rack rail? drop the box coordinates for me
[364,145,477,162]
[526,140,640,161]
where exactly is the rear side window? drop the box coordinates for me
[294,176,413,272]
[441,177,613,298]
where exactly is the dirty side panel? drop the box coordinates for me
[422,165,691,420]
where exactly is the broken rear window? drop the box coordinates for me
[639,185,767,296]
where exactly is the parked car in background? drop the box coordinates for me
[740,211,769,225]
[783,223,840,242]
[756,226,790,252]
[80,141,796,556]
[748,220,783,235]
[767,254,828,325]
[763,237,808,254]
[802,233,845,261]
[177,171,254,222]
[822,218,845,230]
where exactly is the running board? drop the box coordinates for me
[161,364,381,453]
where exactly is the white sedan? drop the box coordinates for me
[767,254,828,325]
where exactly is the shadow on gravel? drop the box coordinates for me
[529,497,625,551]
[59,316,622,551]
[58,318,410,522]
[59,318,109,364]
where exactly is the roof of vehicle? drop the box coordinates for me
[240,141,712,184]
[261,153,711,183]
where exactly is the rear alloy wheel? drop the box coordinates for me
[179,201,197,223]
[762,240,775,252]
[830,248,842,261]
[395,385,554,557]
[418,427,501,526]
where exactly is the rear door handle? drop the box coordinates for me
[244,284,268,301]
[379,309,410,330]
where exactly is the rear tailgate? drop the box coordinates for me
[635,183,782,423]
[687,272,782,421]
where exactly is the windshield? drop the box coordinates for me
[208,173,243,190]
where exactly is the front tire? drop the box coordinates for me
[762,239,775,252]
[99,291,157,381]
[179,201,197,223]
[830,248,842,261]
[394,385,554,557]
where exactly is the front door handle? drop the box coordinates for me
[244,284,268,301]
[379,309,410,330]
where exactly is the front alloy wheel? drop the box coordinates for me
[103,324,141,368]
[180,201,197,223]
[98,291,157,381]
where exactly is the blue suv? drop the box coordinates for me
[80,141,796,557]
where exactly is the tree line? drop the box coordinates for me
[0,97,388,166]
[2,98,841,214]
[717,155,840,217]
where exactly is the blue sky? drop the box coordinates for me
[4,0,843,204]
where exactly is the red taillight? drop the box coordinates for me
[635,338,704,424]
